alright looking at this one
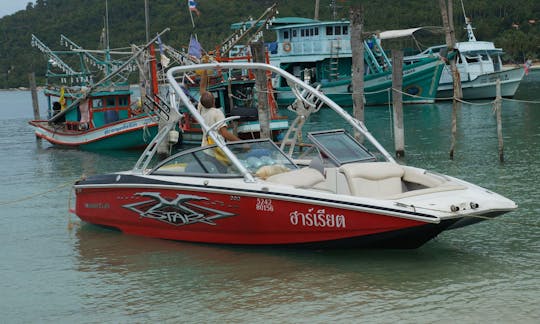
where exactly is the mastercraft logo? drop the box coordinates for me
[123,192,236,226]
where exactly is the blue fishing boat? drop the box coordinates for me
[230,17,445,106]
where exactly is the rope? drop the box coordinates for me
[454,97,494,106]
[274,84,540,106]
[502,97,540,104]
[0,181,74,206]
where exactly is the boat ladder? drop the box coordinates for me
[280,84,324,156]
[329,40,341,80]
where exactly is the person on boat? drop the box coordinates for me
[197,70,241,170]
[52,101,65,124]
[198,70,240,147]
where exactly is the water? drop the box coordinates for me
[1,73,539,323]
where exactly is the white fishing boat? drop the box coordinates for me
[408,18,525,100]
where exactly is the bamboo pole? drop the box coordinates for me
[391,50,405,158]
[495,78,504,162]
[350,6,365,142]
[29,73,40,120]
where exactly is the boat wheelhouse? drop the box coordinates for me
[251,18,445,106]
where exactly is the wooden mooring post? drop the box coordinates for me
[439,0,461,159]
[495,78,504,162]
[391,50,405,158]
[29,72,40,120]
[349,6,365,142]
[250,41,271,139]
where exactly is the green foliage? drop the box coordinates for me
[0,0,538,88]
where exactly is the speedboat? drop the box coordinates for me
[72,62,517,249]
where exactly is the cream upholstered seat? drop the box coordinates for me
[339,162,405,198]
[265,167,325,189]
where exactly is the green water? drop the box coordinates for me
[0,72,539,322]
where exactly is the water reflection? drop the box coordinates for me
[72,222,513,321]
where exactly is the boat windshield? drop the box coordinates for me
[307,130,376,166]
[151,139,298,177]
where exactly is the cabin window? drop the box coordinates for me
[315,27,319,36]
[342,26,348,35]
[301,29,305,37]
[118,96,129,107]
[465,55,480,63]
[309,28,314,36]
[326,26,333,36]
[283,30,289,39]
[335,26,342,35]
[106,97,116,107]
[292,30,297,37]
[92,98,103,109]
[481,54,490,61]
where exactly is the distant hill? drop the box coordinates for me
[1,0,538,88]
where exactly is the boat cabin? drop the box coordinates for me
[46,86,133,131]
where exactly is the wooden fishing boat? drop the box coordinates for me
[28,33,163,150]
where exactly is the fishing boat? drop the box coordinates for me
[72,62,517,249]
[28,32,165,150]
[159,35,289,145]
[228,17,445,106]
[407,18,525,100]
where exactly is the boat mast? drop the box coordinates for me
[460,0,476,41]
[104,0,112,78]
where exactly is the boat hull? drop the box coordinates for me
[29,116,158,150]
[276,58,444,106]
[180,119,290,145]
[74,174,458,249]
[437,67,525,100]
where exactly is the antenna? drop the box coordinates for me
[459,0,476,41]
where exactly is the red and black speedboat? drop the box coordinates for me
[73,63,517,248]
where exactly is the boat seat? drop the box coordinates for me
[265,167,325,189]
[339,162,405,198]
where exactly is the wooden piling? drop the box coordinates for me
[391,50,405,158]
[495,78,504,162]
[29,73,40,120]
[440,0,461,159]
[350,6,365,142]
[250,41,271,139]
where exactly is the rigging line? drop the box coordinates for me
[0,180,75,206]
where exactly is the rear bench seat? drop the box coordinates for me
[339,162,466,199]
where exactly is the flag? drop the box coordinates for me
[188,35,202,59]
[188,0,200,16]
[157,35,164,55]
